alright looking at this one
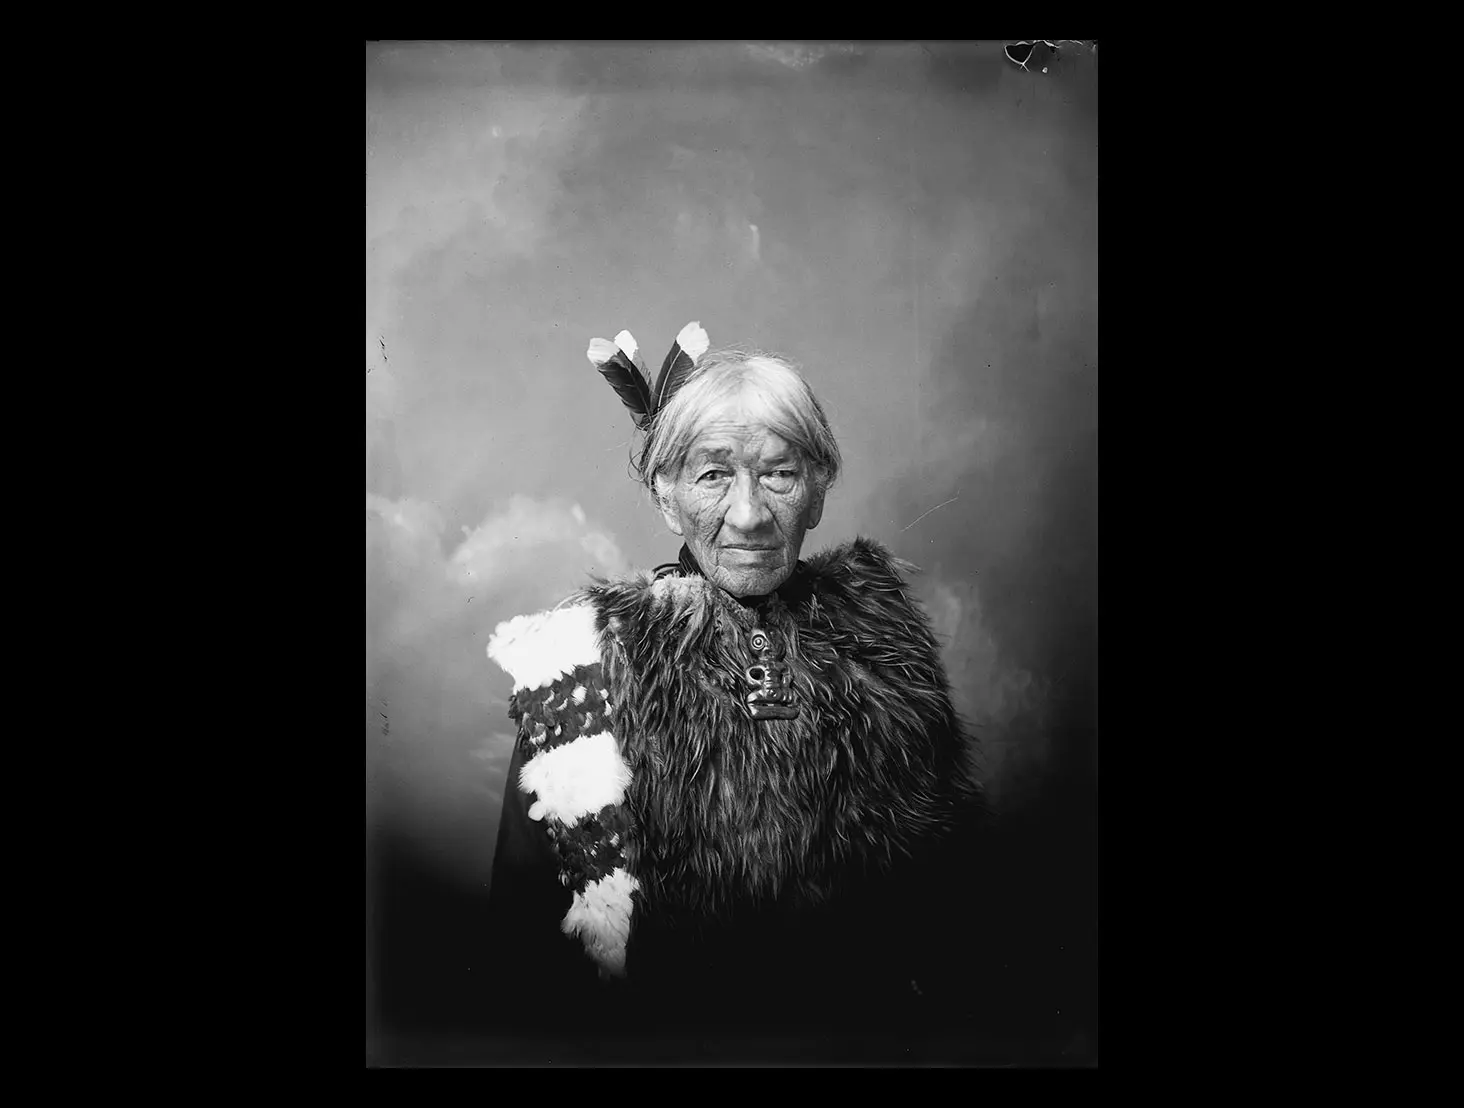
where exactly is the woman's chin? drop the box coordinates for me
[713,563,792,598]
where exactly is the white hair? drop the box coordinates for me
[638,348,842,501]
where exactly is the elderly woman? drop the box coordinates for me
[483,323,982,1043]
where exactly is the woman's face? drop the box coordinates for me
[657,394,824,598]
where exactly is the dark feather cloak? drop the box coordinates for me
[591,537,976,920]
[484,537,984,1024]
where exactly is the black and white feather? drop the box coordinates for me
[587,330,655,430]
[652,321,709,414]
[588,321,709,430]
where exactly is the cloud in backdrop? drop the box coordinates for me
[366,41,1097,892]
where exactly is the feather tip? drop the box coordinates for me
[587,337,618,367]
[676,321,709,362]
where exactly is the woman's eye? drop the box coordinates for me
[698,470,727,483]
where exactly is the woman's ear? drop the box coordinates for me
[654,475,684,536]
[807,487,825,531]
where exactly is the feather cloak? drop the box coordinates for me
[486,536,979,989]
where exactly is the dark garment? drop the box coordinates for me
[485,727,993,1040]
[479,751,1101,1069]
[478,539,1029,1054]
[482,738,602,1022]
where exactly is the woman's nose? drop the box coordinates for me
[725,474,773,531]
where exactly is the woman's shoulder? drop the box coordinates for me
[486,599,603,692]
[800,536,921,590]
[485,568,677,690]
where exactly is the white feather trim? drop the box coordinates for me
[677,320,709,362]
[613,330,638,363]
[586,336,618,367]
[562,867,640,977]
[518,730,631,825]
[486,603,601,692]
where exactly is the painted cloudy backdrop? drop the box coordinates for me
[365,41,1097,958]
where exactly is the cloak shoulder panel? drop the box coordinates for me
[487,599,639,977]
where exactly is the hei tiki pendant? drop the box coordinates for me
[744,625,799,721]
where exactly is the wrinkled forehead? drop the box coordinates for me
[680,391,800,467]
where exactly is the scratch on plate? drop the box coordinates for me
[900,495,960,532]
